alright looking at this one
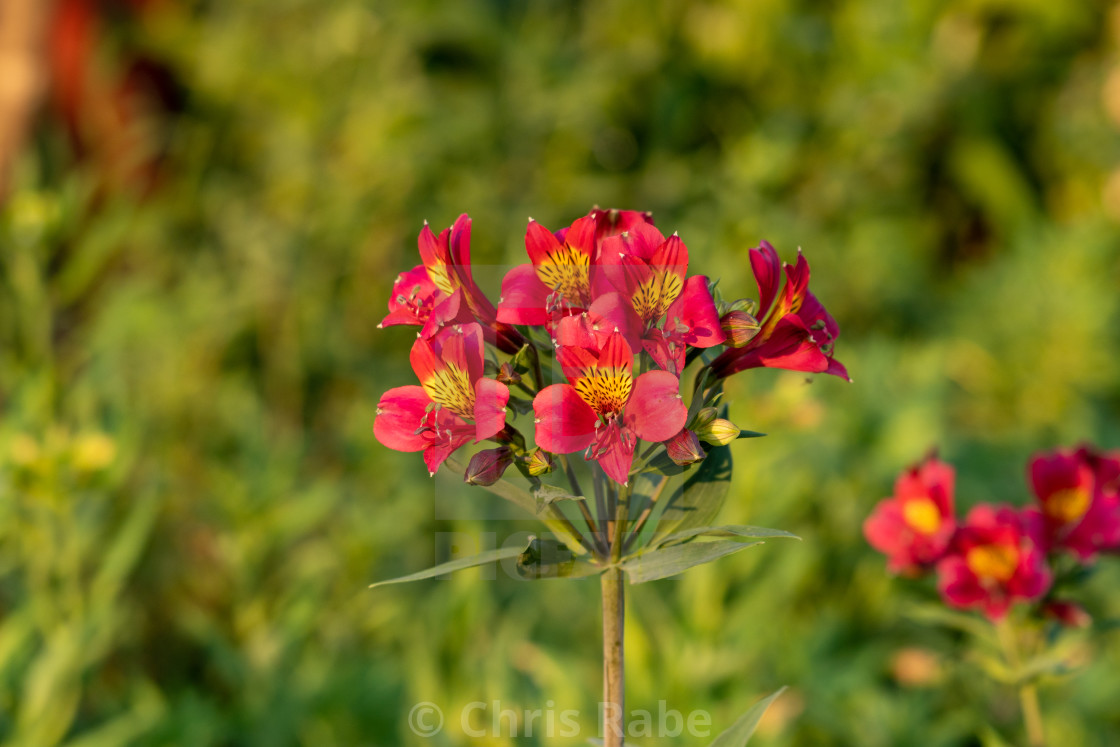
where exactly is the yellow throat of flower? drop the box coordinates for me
[902,497,942,536]
[631,271,683,321]
[966,543,1019,583]
[573,366,632,415]
[1043,487,1091,525]
[423,363,475,418]
[536,245,591,307]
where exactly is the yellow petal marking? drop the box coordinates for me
[631,270,683,321]
[573,366,632,416]
[966,543,1019,583]
[535,245,591,306]
[1043,487,1091,525]
[423,363,475,418]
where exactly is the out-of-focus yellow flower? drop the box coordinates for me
[9,434,41,467]
[72,432,118,472]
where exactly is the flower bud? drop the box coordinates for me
[696,418,740,446]
[1044,600,1091,628]
[464,447,514,486]
[720,310,760,348]
[691,407,718,430]
[524,448,555,477]
[666,429,706,466]
[496,361,522,386]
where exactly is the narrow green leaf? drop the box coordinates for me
[656,525,800,548]
[516,538,602,580]
[444,456,589,556]
[621,539,762,584]
[708,687,787,747]
[649,442,733,545]
[533,484,585,513]
[369,546,524,588]
[737,430,766,439]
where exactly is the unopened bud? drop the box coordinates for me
[525,448,555,477]
[720,310,760,348]
[696,418,740,446]
[496,362,522,386]
[665,429,706,466]
[465,447,514,486]
[691,407,718,430]
[1044,600,1091,628]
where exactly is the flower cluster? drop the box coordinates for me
[865,447,1120,621]
[374,208,847,483]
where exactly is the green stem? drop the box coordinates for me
[623,475,669,553]
[603,483,629,746]
[601,567,625,747]
[997,619,1045,747]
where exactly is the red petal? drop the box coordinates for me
[532,384,598,453]
[409,335,442,384]
[525,219,564,267]
[676,275,725,348]
[563,215,598,259]
[437,322,485,384]
[588,292,644,351]
[624,370,686,443]
[597,331,634,375]
[374,386,431,452]
[497,264,551,326]
[449,214,473,276]
[750,242,782,316]
[593,421,636,485]
[473,378,510,441]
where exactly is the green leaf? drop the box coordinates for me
[621,538,763,584]
[369,545,524,588]
[649,442,733,545]
[656,525,800,547]
[737,430,766,439]
[708,687,787,747]
[532,484,585,513]
[902,602,995,644]
[516,538,602,580]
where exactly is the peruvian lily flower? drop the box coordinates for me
[374,323,510,476]
[496,209,654,329]
[587,223,726,375]
[864,456,957,575]
[532,318,687,485]
[1025,447,1120,562]
[380,267,474,338]
[935,504,1051,621]
[384,214,523,352]
[709,241,848,381]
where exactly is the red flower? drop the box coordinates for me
[709,241,848,381]
[935,505,1051,621]
[374,323,510,476]
[590,223,726,375]
[864,456,957,574]
[532,317,687,485]
[496,209,654,329]
[379,266,472,336]
[1024,446,1120,562]
[382,215,522,352]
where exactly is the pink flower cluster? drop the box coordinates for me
[865,447,1120,621]
[373,208,847,484]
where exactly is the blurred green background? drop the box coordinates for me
[2,0,1120,744]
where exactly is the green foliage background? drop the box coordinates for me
[3,0,1120,744]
